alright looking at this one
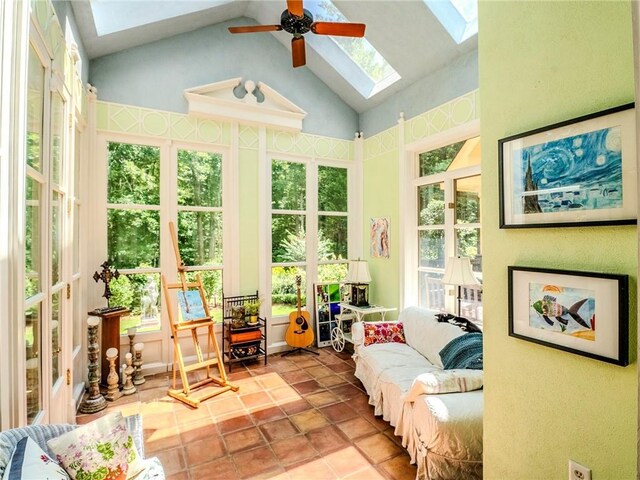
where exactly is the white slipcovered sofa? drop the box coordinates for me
[352,306,483,480]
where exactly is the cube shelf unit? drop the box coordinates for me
[314,281,351,347]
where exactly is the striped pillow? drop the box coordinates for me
[3,436,69,480]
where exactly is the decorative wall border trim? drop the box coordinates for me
[363,89,480,159]
[266,128,354,161]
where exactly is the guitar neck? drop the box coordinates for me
[296,285,302,316]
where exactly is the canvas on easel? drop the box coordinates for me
[161,221,238,408]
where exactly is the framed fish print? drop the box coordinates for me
[499,103,636,228]
[508,266,629,366]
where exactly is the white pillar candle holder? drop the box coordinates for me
[105,347,122,401]
[132,342,146,385]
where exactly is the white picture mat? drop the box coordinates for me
[511,269,620,360]
[502,108,636,225]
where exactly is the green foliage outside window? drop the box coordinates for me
[419,141,464,177]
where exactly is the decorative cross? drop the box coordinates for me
[93,261,120,306]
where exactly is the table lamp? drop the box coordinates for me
[441,256,480,316]
[346,259,371,307]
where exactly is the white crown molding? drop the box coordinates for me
[184,77,307,132]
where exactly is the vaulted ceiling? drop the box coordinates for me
[70,0,478,113]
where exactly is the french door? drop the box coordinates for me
[25,32,73,424]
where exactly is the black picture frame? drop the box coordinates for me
[499,103,636,228]
[508,266,628,366]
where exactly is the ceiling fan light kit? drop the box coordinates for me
[228,0,366,68]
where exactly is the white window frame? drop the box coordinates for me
[263,151,354,351]
[402,121,481,312]
[92,132,236,372]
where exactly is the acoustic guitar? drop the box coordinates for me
[285,275,315,348]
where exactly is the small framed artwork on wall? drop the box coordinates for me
[370,217,390,258]
[499,103,636,228]
[508,266,629,366]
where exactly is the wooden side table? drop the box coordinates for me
[88,308,131,386]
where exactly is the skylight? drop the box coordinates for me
[423,0,478,44]
[304,0,400,98]
[90,0,232,36]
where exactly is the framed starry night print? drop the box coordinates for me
[498,103,636,228]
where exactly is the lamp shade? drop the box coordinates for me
[345,259,371,284]
[441,256,480,287]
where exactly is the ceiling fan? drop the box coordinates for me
[228,0,366,68]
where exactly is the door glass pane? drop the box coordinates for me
[51,191,61,285]
[26,45,44,173]
[25,176,41,298]
[178,150,222,208]
[318,263,348,282]
[74,129,81,195]
[178,211,223,265]
[108,208,160,268]
[73,278,82,349]
[318,166,347,212]
[113,273,162,334]
[456,227,482,272]
[184,270,223,322]
[272,266,306,316]
[272,160,306,210]
[418,183,445,226]
[272,214,306,263]
[73,203,80,274]
[318,215,347,260]
[50,92,64,186]
[419,229,445,268]
[455,175,481,224]
[107,142,160,205]
[51,291,61,386]
[419,271,445,311]
[25,303,42,424]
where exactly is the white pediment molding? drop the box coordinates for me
[184,77,307,131]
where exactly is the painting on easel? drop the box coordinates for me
[177,290,207,322]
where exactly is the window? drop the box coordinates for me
[422,0,478,44]
[417,137,482,323]
[271,159,307,316]
[105,141,226,332]
[317,166,348,281]
[107,142,162,333]
[270,159,350,317]
[177,149,224,321]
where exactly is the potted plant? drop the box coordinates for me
[244,298,263,325]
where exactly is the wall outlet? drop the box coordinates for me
[569,460,591,480]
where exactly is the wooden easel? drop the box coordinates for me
[161,221,238,408]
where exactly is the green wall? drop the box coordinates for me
[239,147,259,295]
[479,2,637,478]
[363,141,400,317]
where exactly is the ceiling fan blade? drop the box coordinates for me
[228,25,282,34]
[287,0,304,17]
[311,22,366,37]
[291,36,306,68]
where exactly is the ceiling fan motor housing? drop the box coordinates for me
[281,9,313,35]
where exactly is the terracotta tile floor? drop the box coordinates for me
[76,347,416,480]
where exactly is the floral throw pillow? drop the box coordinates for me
[47,412,144,480]
[363,322,406,346]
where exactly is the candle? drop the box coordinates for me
[87,317,100,327]
[128,327,137,336]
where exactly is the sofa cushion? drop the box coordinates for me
[363,322,405,346]
[440,333,483,370]
[48,412,144,480]
[2,436,70,480]
[399,306,465,368]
